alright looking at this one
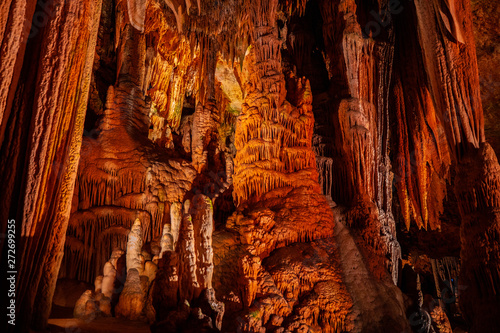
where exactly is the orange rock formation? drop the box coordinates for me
[1,0,499,332]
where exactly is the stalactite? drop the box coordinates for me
[316,156,334,199]
[391,3,452,231]
[126,0,147,32]
[414,0,484,154]
[192,101,217,172]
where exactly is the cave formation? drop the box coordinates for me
[1,0,499,332]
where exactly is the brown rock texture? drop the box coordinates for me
[455,144,500,332]
[1,0,499,332]
[471,0,500,155]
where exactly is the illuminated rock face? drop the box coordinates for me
[231,0,334,256]
[226,1,408,332]
[314,0,402,286]
[0,1,103,331]
[1,0,500,332]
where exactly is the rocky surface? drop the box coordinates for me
[1,0,499,332]
[471,0,500,155]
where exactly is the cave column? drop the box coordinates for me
[0,0,37,249]
[0,0,103,331]
[192,39,218,173]
[233,0,320,206]
[410,1,499,330]
[320,0,400,282]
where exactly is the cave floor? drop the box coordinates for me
[44,318,150,333]
[42,306,150,333]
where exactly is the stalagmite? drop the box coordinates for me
[101,249,124,298]
[160,224,175,256]
[94,276,103,293]
[144,261,158,287]
[127,218,144,273]
[102,262,117,299]
[170,202,183,246]
[115,268,149,321]
[113,218,158,322]
[231,0,335,262]
[179,199,199,301]
[59,4,198,284]
[238,255,262,309]
[191,194,214,293]
[74,290,98,321]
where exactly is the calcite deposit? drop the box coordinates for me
[1,0,499,332]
